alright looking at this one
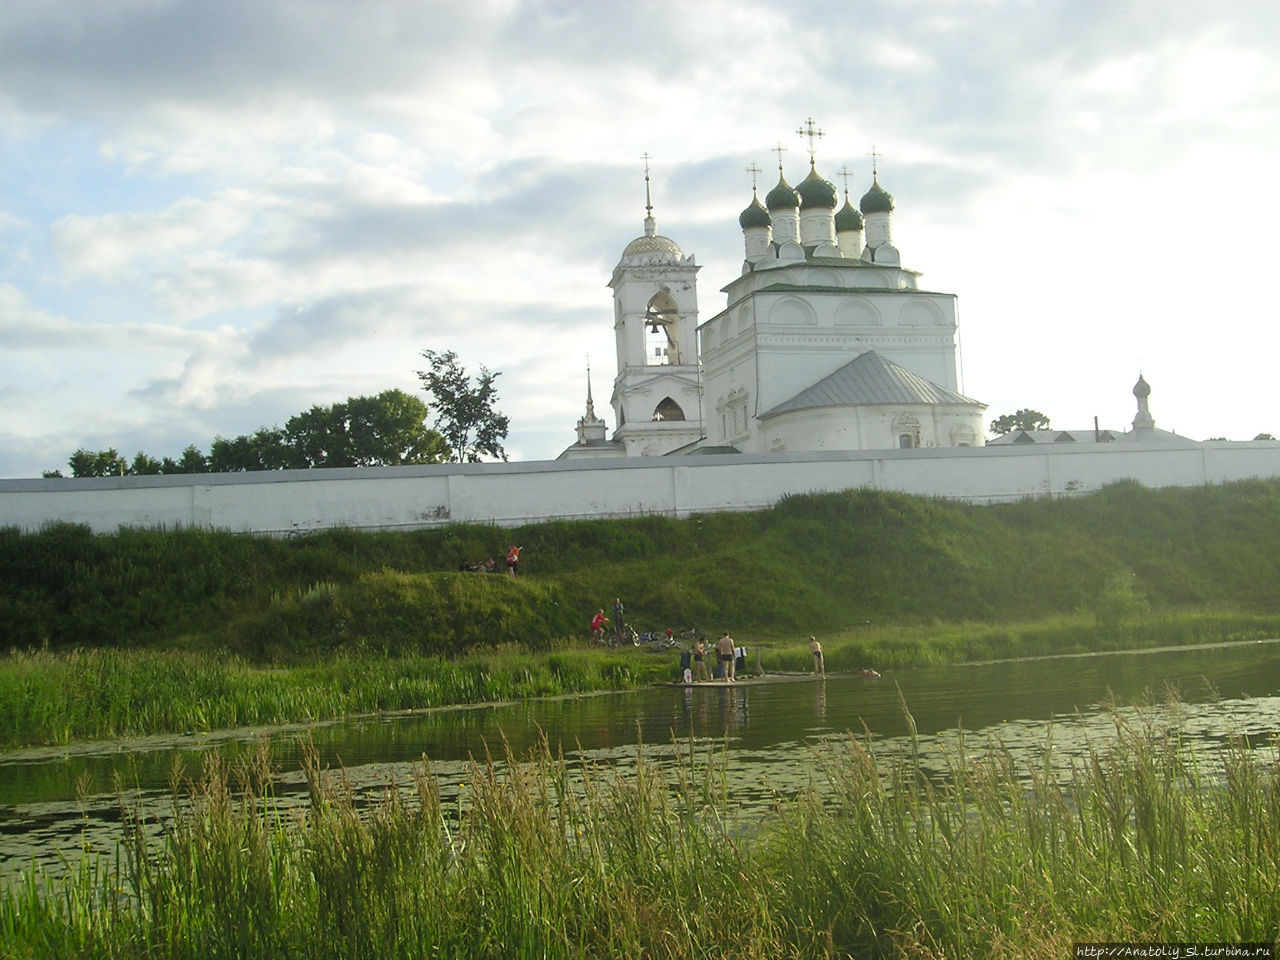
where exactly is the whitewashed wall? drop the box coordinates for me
[3,442,1280,536]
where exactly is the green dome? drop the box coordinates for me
[796,166,837,209]
[739,194,772,229]
[764,175,799,211]
[834,198,864,231]
[859,177,895,214]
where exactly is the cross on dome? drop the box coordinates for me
[797,117,824,166]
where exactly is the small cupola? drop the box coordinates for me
[739,187,772,265]
[835,189,865,259]
[859,176,895,214]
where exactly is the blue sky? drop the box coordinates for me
[3,0,1279,478]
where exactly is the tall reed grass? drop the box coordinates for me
[3,703,1278,958]
[0,646,666,749]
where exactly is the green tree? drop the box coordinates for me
[177,445,209,473]
[990,409,1051,436]
[130,452,163,476]
[284,389,446,467]
[68,448,127,478]
[416,350,510,463]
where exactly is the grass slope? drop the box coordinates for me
[4,479,1280,658]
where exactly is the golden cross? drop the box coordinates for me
[745,162,761,191]
[796,117,824,165]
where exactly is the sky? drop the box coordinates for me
[2,0,1279,479]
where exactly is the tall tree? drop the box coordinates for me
[990,409,1051,436]
[284,389,446,467]
[416,350,510,463]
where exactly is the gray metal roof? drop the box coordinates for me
[761,350,980,418]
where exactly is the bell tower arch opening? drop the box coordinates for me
[644,290,681,365]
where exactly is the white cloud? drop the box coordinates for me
[3,0,1280,477]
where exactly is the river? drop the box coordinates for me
[3,639,1280,883]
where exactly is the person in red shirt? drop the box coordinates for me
[505,544,521,577]
[590,609,608,641]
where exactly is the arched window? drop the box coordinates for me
[653,397,685,421]
[892,414,921,449]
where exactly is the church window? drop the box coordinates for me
[892,414,921,449]
[653,397,685,421]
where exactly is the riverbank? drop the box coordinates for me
[4,609,1280,749]
[4,700,1277,959]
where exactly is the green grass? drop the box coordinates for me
[6,479,1280,746]
[3,703,1278,959]
[5,479,1280,656]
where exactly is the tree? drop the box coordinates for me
[416,350,510,463]
[283,389,446,467]
[68,448,127,478]
[990,409,1051,436]
[46,390,447,477]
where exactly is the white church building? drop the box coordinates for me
[560,127,986,460]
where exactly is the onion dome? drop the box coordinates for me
[1133,375,1151,399]
[796,166,837,209]
[859,176,895,214]
[739,192,772,229]
[765,175,800,211]
[834,197,864,232]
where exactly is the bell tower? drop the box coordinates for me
[608,156,704,456]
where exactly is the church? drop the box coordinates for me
[560,122,988,460]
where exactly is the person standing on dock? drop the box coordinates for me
[716,632,736,682]
[692,637,709,682]
[809,636,825,678]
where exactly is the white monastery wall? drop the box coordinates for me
[4,442,1280,536]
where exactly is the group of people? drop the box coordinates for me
[686,632,741,682]
[590,598,628,642]
[459,545,522,577]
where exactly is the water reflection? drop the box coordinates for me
[3,639,1280,883]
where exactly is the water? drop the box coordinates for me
[4,639,1280,882]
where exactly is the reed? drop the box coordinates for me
[3,701,1279,958]
[0,645,678,748]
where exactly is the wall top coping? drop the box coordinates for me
[0,440,1242,495]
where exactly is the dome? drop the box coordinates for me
[859,177,895,214]
[765,175,800,211]
[796,167,837,209]
[738,194,772,229]
[1133,375,1151,399]
[834,198,865,232]
[621,233,683,260]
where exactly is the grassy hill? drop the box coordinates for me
[5,478,1280,660]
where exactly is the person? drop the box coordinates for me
[809,636,825,678]
[484,558,496,573]
[859,668,881,679]
[612,597,625,632]
[716,632,736,682]
[692,637,708,681]
[590,609,608,642]
[505,545,521,577]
